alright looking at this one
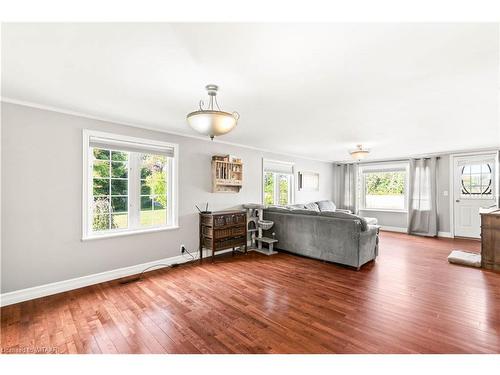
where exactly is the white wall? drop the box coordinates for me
[1,103,334,293]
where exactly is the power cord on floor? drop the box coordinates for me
[119,247,199,284]
[182,246,196,260]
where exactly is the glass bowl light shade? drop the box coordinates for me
[186,110,239,139]
[186,84,240,140]
[350,144,370,160]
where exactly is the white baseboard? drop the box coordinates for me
[380,226,454,239]
[438,231,453,238]
[0,248,232,307]
[379,226,407,233]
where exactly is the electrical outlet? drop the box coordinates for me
[180,244,186,254]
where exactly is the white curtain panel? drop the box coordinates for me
[407,157,438,236]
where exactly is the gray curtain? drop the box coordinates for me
[408,157,438,236]
[338,163,358,214]
[497,150,500,208]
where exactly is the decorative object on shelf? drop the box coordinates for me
[242,203,278,256]
[298,171,320,191]
[349,144,370,160]
[212,155,243,193]
[186,84,240,140]
[199,210,247,262]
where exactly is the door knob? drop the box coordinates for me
[455,199,460,203]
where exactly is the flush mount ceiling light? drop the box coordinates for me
[350,144,370,160]
[186,84,240,140]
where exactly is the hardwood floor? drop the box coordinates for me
[1,231,499,354]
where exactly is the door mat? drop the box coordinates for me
[447,250,481,268]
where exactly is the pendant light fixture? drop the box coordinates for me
[350,144,370,160]
[186,84,240,140]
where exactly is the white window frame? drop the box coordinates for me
[358,162,409,213]
[82,130,179,240]
[262,159,295,205]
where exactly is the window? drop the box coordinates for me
[262,159,294,205]
[359,163,408,211]
[83,130,178,239]
[460,163,493,197]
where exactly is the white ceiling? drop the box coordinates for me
[2,23,499,161]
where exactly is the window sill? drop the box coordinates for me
[82,225,179,241]
[359,208,408,214]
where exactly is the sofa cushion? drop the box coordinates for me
[265,205,293,213]
[288,208,319,216]
[265,206,319,216]
[303,202,320,211]
[319,211,368,231]
[316,200,336,212]
[288,203,306,209]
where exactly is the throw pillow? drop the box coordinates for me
[320,211,368,231]
[316,200,336,212]
[303,202,320,211]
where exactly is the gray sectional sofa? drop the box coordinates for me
[263,200,380,270]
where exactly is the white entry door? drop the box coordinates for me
[453,154,497,238]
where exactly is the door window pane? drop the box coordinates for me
[111,162,128,178]
[111,179,128,195]
[91,148,129,232]
[93,149,110,160]
[461,163,492,196]
[152,208,167,226]
[93,161,110,178]
[112,213,128,229]
[140,153,167,227]
[93,179,109,196]
[93,214,111,231]
[111,197,128,213]
[111,151,128,161]
[278,174,290,205]
[264,172,274,205]
[93,197,110,214]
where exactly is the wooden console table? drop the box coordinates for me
[480,207,500,272]
[199,210,247,262]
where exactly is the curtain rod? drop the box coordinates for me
[336,156,440,166]
[334,147,499,166]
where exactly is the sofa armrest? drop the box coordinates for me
[336,209,352,214]
[358,225,379,267]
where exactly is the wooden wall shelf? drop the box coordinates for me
[212,156,243,193]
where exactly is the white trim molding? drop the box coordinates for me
[449,150,499,238]
[1,97,331,163]
[379,226,408,233]
[438,231,453,238]
[82,129,179,240]
[0,249,232,307]
[262,158,296,205]
[380,226,454,238]
[1,255,186,307]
